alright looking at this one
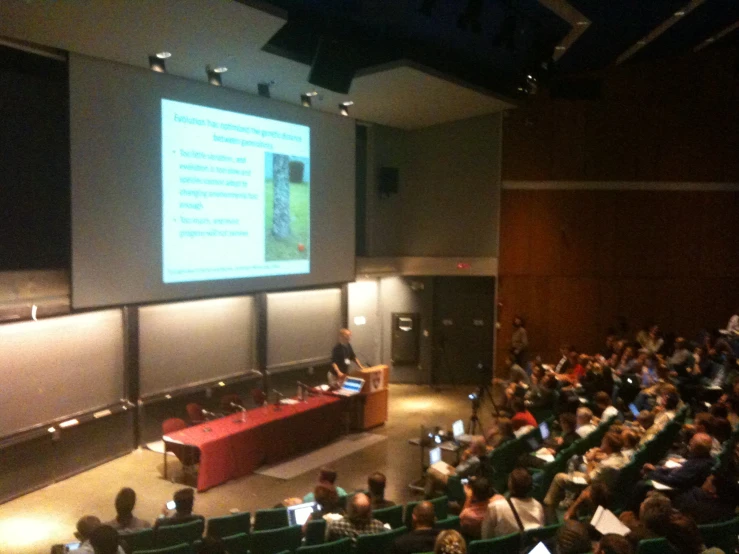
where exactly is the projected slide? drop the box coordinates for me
[161,99,310,283]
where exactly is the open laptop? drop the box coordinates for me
[429,446,452,474]
[288,501,316,526]
[333,376,365,396]
[525,421,551,452]
[452,419,474,444]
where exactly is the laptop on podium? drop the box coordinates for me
[333,376,365,397]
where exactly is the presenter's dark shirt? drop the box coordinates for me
[331,343,356,376]
[391,528,440,554]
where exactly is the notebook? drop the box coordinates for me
[590,506,631,536]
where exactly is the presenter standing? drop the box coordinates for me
[329,328,365,386]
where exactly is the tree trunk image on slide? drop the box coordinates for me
[272,153,290,238]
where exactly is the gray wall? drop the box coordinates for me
[365,114,502,257]
[347,280,381,367]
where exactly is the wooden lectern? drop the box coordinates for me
[349,365,389,430]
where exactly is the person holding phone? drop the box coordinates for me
[154,488,204,530]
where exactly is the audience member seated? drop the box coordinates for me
[425,437,488,497]
[89,525,122,554]
[594,392,620,421]
[368,471,395,509]
[575,407,597,438]
[620,429,640,460]
[75,516,103,554]
[303,483,345,533]
[391,501,439,554]
[104,488,150,533]
[459,477,492,540]
[520,412,579,469]
[511,397,538,436]
[434,530,467,554]
[544,431,626,510]
[485,418,515,448]
[481,468,544,538]
[663,512,721,554]
[639,391,680,444]
[555,345,575,374]
[620,492,673,548]
[303,467,348,502]
[563,481,611,521]
[626,432,714,512]
[596,533,633,554]
[672,473,739,524]
[154,488,204,529]
[495,353,531,407]
[555,520,593,554]
[526,373,559,412]
[326,493,386,544]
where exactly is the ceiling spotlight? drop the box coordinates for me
[674,10,685,17]
[258,82,272,98]
[576,20,589,26]
[155,51,172,59]
[339,101,353,116]
[555,45,566,51]
[206,65,225,86]
[148,55,167,73]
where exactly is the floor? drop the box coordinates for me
[0,384,500,554]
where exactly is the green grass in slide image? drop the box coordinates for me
[264,179,310,261]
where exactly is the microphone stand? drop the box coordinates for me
[230,402,247,423]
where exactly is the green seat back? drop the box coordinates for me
[698,517,739,554]
[355,526,408,554]
[254,507,289,530]
[373,504,404,529]
[221,532,249,554]
[206,511,251,538]
[469,532,521,554]
[133,543,192,554]
[635,537,675,554]
[297,537,353,554]
[405,496,448,528]
[446,475,466,503]
[523,523,562,547]
[435,516,461,531]
[120,528,155,552]
[250,524,302,554]
[155,519,204,548]
[304,518,327,546]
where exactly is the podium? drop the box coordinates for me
[349,365,389,430]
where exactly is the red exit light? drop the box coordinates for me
[457,262,471,270]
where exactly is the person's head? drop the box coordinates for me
[568,348,579,365]
[556,520,592,554]
[576,407,593,427]
[412,500,436,530]
[434,530,467,554]
[595,391,612,410]
[637,410,654,430]
[313,483,339,511]
[674,337,686,351]
[508,468,533,499]
[578,354,590,367]
[712,417,732,443]
[75,515,101,541]
[173,487,195,515]
[114,487,136,523]
[560,412,576,434]
[589,481,611,509]
[649,325,660,338]
[709,403,728,419]
[702,472,738,502]
[197,537,229,554]
[367,472,386,499]
[89,525,118,554]
[663,392,679,411]
[693,412,715,436]
[600,431,623,454]
[488,418,513,442]
[347,493,372,524]
[664,513,703,554]
[469,436,488,457]
[561,344,572,357]
[596,534,633,554]
[511,397,526,414]
[688,432,712,458]
[318,467,338,485]
[639,493,673,534]
[513,316,524,328]
[469,477,492,503]
[543,373,558,390]
[338,328,351,344]
[621,429,639,450]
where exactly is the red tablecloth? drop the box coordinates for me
[164,395,343,491]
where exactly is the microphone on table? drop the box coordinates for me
[202,409,218,419]
[230,402,247,422]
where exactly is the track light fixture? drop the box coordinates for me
[301,91,317,107]
[339,101,353,116]
[148,53,168,73]
[206,65,227,86]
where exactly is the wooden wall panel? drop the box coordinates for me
[497,190,739,367]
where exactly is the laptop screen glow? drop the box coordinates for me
[342,377,364,393]
[429,447,442,465]
[452,419,465,438]
[539,422,550,440]
[288,501,316,526]
[629,403,640,418]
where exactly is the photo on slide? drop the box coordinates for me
[264,152,310,261]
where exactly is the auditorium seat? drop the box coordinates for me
[435,515,461,530]
[132,543,191,554]
[249,524,302,554]
[220,393,244,413]
[373,504,403,529]
[155,519,204,548]
[296,537,352,554]
[206,511,251,538]
[186,403,206,425]
[304,518,327,545]
[354,526,407,554]
[468,531,521,554]
[162,418,187,435]
[635,537,674,554]
[523,522,562,546]
[698,517,739,554]
[119,527,154,552]
[220,532,249,554]
[253,507,289,530]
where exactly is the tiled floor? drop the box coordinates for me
[0,384,499,554]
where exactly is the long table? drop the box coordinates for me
[163,395,343,491]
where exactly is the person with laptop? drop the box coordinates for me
[301,483,345,534]
[329,328,365,387]
[425,436,488,497]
